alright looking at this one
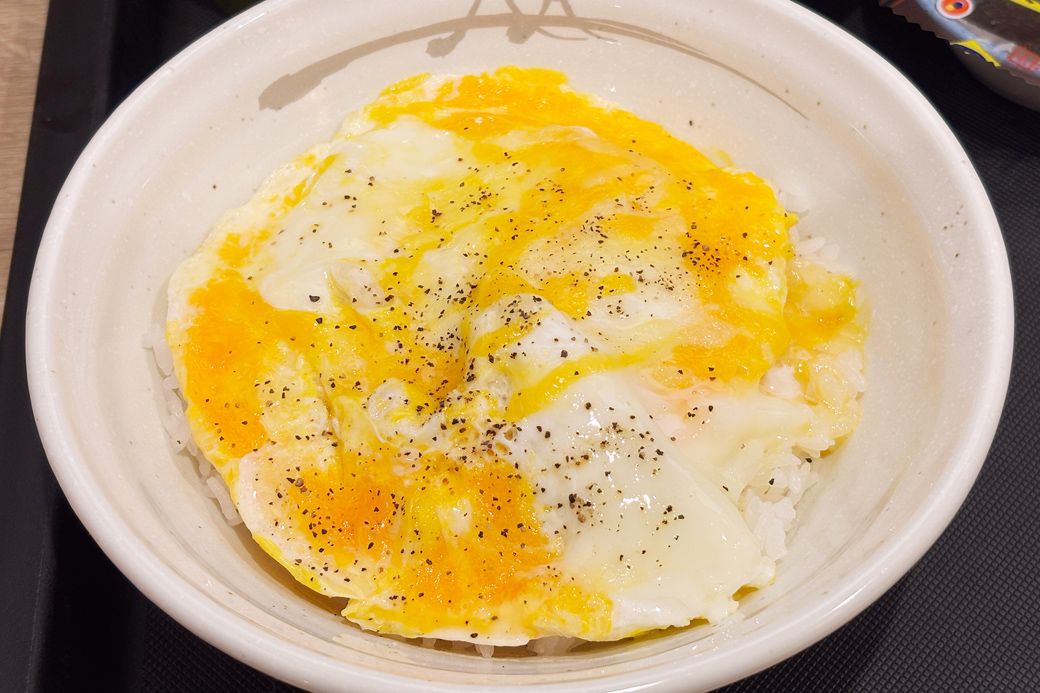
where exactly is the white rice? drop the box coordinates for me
[526,636,581,656]
[789,225,853,275]
[760,364,801,400]
[206,475,243,526]
[777,187,810,216]
[144,322,239,525]
[142,324,174,376]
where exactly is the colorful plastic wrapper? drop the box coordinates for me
[881,1,1040,105]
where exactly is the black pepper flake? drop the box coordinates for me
[308,295,320,303]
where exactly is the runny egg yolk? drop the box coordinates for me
[167,66,864,645]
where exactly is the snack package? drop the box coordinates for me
[881,0,1040,108]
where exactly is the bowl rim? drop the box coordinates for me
[25,0,1014,690]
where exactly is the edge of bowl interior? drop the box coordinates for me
[25,0,1014,690]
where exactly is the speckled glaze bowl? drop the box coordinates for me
[26,0,1012,690]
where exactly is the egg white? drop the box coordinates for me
[166,68,865,645]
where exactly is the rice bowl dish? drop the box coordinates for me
[24,0,1011,689]
[158,66,866,652]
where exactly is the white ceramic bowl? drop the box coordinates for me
[26,0,1013,690]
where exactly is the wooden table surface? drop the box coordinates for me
[0,0,48,321]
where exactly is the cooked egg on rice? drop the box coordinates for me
[164,66,865,647]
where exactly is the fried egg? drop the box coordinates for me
[166,67,865,645]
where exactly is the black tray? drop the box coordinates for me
[2,1,1038,690]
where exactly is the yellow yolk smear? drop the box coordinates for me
[166,67,865,646]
